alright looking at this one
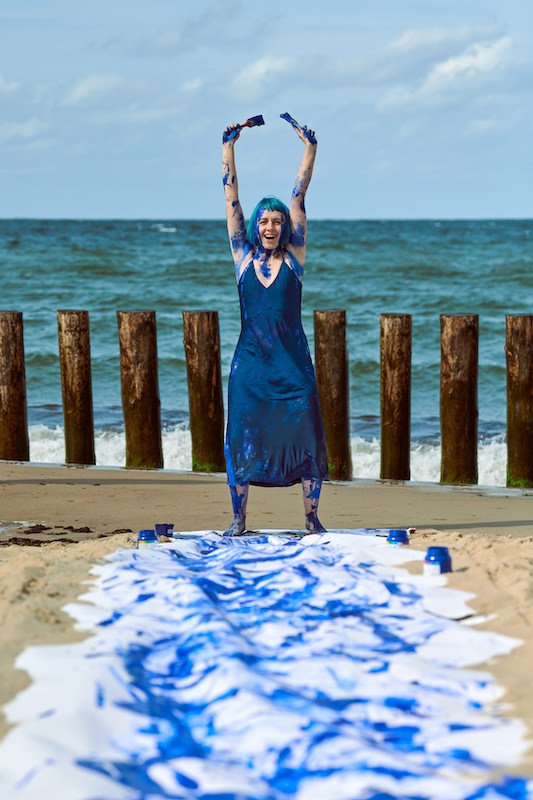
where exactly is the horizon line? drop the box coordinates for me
[0,216,532,223]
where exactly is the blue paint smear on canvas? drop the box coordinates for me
[1,531,532,799]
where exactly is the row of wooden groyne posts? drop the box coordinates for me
[1,310,533,489]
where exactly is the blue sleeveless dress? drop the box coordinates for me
[225,260,329,487]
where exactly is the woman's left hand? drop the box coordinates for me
[280,112,317,145]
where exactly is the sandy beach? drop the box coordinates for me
[1,461,532,777]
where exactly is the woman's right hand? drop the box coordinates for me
[223,123,241,145]
[281,112,317,146]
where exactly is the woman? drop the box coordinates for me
[222,112,329,536]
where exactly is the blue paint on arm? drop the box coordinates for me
[222,162,237,189]
[222,162,230,187]
[230,229,247,251]
[230,226,252,279]
[293,172,311,211]
[290,221,306,249]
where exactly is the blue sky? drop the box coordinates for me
[1,0,531,219]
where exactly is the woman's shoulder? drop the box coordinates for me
[236,251,254,283]
[283,249,304,283]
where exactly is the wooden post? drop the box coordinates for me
[182,311,225,472]
[117,311,163,469]
[506,315,533,488]
[0,311,29,461]
[313,309,352,481]
[440,314,478,485]
[380,314,411,480]
[57,310,95,465]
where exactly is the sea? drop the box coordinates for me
[1,218,531,486]
[2,219,533,800]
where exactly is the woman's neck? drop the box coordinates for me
[255,246,283,279]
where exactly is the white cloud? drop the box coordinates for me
[87,106,181,125]
[321,22,507,88]
[395,119,422,141]
[181,78,203,93]
[134,27,185,55]
[390,22,504,56]
[0,73,20,93]
[466,119,497,135]
[62,74,126,106]
[131,0,248,56]
[379,36,512,110]
[0,118,48,145]
[230,56,292,100]
[428,36,511,83]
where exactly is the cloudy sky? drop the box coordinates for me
[1,0,531,219]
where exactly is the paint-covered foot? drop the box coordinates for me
[222,515,246,537]
[305,515,327,533]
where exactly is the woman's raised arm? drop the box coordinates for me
[222,125,251,275]
[281,113,317,275]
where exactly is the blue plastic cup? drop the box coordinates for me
[387,529,409,545]
[424,546,452,575]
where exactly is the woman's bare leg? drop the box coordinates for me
[223,483,249,536]
[302,478,326,533]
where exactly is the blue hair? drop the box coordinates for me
[247,196,291,247]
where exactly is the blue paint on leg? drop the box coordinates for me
[223,483,249,536]
[302,478,326,532]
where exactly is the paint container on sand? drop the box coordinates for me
[387,529,409,545]
[155,523,174,539]
[137,529,158,550]
[424,546,452,575]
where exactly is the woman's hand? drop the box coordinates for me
[280,112,317,146]
[223,123,241,145]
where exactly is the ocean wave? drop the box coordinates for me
[4,219,530,464]
[27,425,508,487]
[151,223,178,233]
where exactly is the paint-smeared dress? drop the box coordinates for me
[225,260,329,487]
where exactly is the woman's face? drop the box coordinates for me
[255,209,285,251]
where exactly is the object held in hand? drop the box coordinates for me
[280,112,297,125]
[238,114,264,130]
[280,112,316,144]
[223,116,264,143]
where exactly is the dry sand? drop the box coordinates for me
[1,462,532,775]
